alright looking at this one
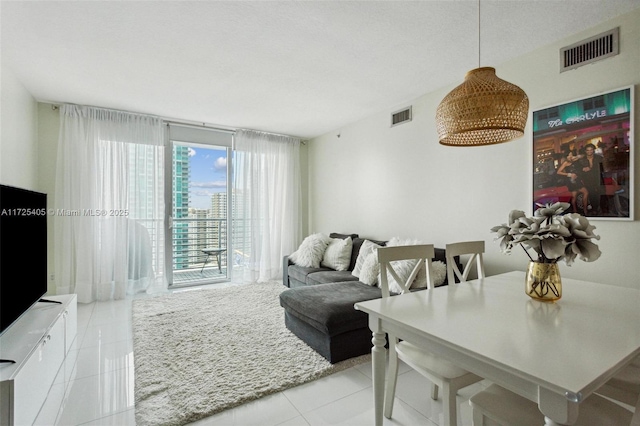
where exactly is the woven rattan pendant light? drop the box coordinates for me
[436,1,528,146]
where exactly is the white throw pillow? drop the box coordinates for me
[412,260,448,289]
[383,257,420,294]
[321,237,353,271]
[387,236,422,247]
[359,251,380,286]
[352,239,382,278]
[382,237,423,294]
[289,233,331,268]
[432,260,447,287]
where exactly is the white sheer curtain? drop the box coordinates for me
[54,105,166,303]
[233,129,302,283]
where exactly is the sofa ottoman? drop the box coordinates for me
[279,281,382,363]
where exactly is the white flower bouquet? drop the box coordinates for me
[491,202,601,265]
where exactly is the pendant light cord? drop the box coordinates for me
[478,0,481,68]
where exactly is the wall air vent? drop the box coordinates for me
[391,106,412,127]
[560,27,619,72]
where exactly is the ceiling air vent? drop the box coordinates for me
[560,27,619,72]
[391,106,412,127]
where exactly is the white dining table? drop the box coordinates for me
[354,271,640,425]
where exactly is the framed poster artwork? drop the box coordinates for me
[532,86,634,220]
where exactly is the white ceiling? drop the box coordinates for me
[2,0,639,139]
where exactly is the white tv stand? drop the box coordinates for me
[0,294,77,426]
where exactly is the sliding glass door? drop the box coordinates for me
[166,125,233,287]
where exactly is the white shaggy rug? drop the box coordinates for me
[132,281,371,426]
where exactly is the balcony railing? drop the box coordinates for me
[173,217,226,268]
[171,217,250,285]
[129,217,250,286]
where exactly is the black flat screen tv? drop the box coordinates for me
[0,184,48,335]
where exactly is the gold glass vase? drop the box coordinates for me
[525,262,562,302]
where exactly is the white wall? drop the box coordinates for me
[0,67,58,294]
[308,9,640,289]
[38,103,60,294]
[0,66,38,189]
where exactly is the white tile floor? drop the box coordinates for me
[34,288,490,426]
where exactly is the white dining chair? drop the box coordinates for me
[597,356,640,404]
[596,356,640,426]
[446,241,485,286]
[469,383,633,426]
[378,244,483,426]
[633,397,640,426]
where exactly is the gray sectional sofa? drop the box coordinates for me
[279,233,460,363]
[282,233,385,288]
